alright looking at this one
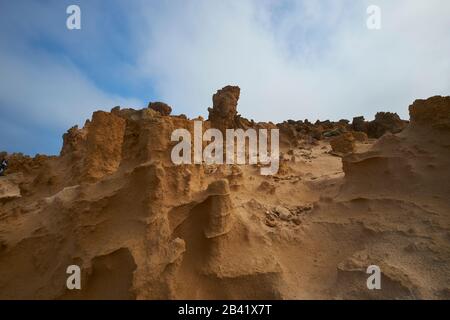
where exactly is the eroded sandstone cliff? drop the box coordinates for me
[0,88,449,299]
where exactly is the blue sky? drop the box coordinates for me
[1,0,449,155]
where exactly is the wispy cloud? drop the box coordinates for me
[0,0,449,155]
[0,0,143,155]
[134,0,450,122]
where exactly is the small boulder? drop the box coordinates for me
[148,102,172,116]
[330,133,355,155]
[367,112,406,138]
[274,206,291,221]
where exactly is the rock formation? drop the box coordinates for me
[208,85,242,132]
[0,88,449,300]
[148,102,172,116]
[367,112,407,138]
[330,133,356,155]
[409,96,450,130]
[352,112,407,138]
[204,179,235,238]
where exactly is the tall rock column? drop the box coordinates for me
[204,179,234,238]
[207,86,241,133]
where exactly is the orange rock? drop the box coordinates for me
[409,96,450,130]
[330,133,355,155]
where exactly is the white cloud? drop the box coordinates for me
[0,0,143,154]
[0,49,141,132]
[1,0,449,155]
[134,0,450,122]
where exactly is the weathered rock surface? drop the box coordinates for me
[367,112,407,138]
[352,112,407,138]
[409,96,450,130]
[0,88,449,300]
[330,133,356,155]
[148,102,172,116]
[208,85,241,132]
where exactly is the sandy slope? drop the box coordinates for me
[0,90,449,299]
